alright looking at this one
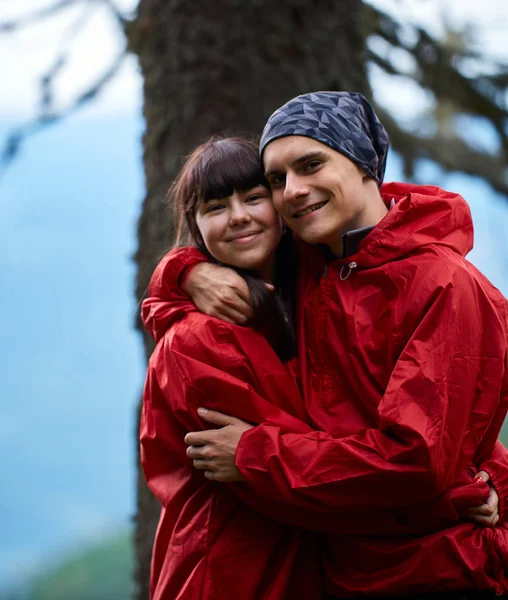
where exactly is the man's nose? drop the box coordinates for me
[283,173,309,204]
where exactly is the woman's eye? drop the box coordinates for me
[206,204,224,213]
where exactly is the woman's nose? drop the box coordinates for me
[229,204,251,225]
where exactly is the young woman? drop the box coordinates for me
[140,137,498,600]
[140,137,325,600]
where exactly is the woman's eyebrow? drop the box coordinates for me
[202,197,226,204]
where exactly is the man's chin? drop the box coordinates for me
[299,228,331,248]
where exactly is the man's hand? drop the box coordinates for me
[466,470,500,526]
[183,263,269,324]
[184,409,253,481]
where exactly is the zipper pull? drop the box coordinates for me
[340,261,357,281]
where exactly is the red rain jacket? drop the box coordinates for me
[159,183,508,597]
[141,259,329,599]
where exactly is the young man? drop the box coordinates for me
[162,93,508,597]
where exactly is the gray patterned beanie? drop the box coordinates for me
[259,91,389,185]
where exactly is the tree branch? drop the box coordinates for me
[1,50,127,168]
[375,102,508,197]
[0,0,133,172]
[0,0,81,33]
[364,3,508,197]
[99,0,131,30]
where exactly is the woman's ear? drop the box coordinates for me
[194,230,206,251]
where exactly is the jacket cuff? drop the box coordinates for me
[235,425,279,498]
[179,259,205,291]
[149,247,209,297]
[480,457,508,522]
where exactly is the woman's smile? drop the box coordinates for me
[196,186,282,278]
[227,230,262,243]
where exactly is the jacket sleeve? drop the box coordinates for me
[140,318,322,527]
[141,247,209,340]
[235,268,508,511]
[153,246,209,294]
[478,440,508,522]
[140,318,436,535]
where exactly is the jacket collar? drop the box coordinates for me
[321,198,394,262]
[342,225,375,258]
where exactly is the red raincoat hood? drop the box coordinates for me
[353,182,474,266]
[142,249,204,343]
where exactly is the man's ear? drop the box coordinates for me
[362,174,376,188]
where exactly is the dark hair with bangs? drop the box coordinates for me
[169,135,297,362]
[173,136,268,247]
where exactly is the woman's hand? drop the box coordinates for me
[467,470,500,526]
[183,263,269,324]
[184,409,253,481]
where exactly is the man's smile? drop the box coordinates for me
[292,201,328,219]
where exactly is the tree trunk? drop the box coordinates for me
[128,1,370,598]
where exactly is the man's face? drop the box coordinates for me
[263,136,373,255]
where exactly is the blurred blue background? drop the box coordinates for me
[0,0,507,597]
[0,115,144,591]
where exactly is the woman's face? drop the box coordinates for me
[195,185,282,280]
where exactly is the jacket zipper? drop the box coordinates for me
[340,261,358,281]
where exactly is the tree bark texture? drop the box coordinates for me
[129,2,370,598]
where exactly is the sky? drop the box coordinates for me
[0,0,507,592]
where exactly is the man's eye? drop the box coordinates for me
[305,161,321,172]
[269,175,285,187]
